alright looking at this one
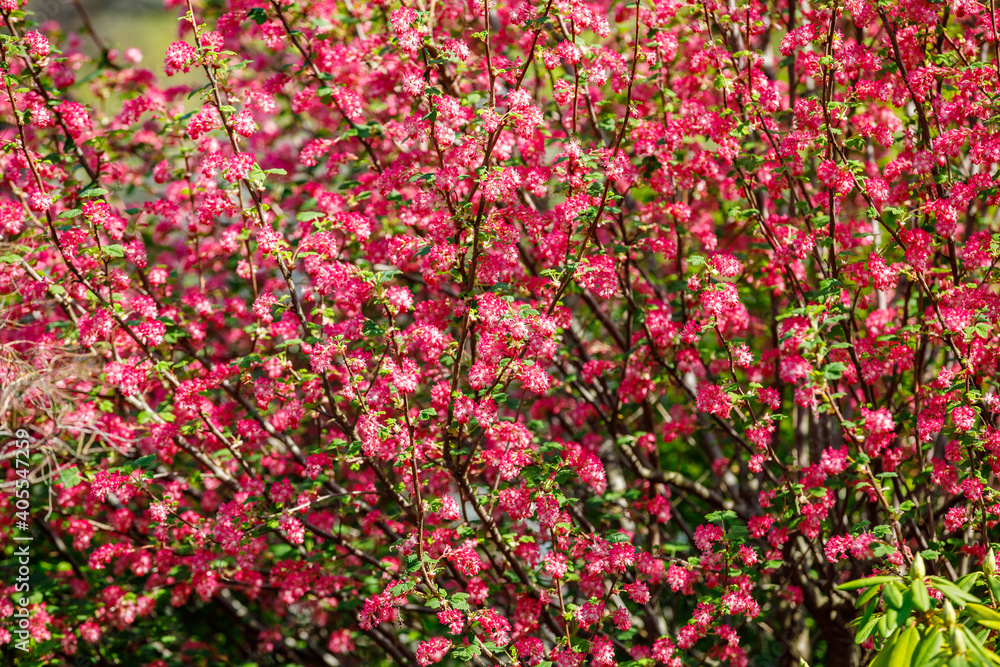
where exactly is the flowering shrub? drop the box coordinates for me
[4,0,1000,664]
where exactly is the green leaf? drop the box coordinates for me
[911,630,943,667]
[388,581,414,596]
[78,187,108,198]
[870,630,899,667]
[838,575,900,591]
[705,510,737,523]
[404,554,421,573]
[451,645,480,660]
[928,577,981,605]
[989,576,1000,603]
[958,625,1000,665]
[822,362,848,380]
[727,525,749,542]
[238,354,262,369]
[102,244,125,258]
[884,583,905,609]
[891,588,914,629]
[58,466,82,488]
[247,7,268,24]
[888,626,920,667]
[856,613,882,644]
[375,268,401,284]
[956,572,983,592]
[967,603,1000,624]
[362,320,385,337]
[135,455,158,470]
[912,578,931,612]
[845,135,868,150]
[58,209,82,219]
[858,583,883,608]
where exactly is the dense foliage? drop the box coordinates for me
[3,0,1000,664]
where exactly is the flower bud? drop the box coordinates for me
[952,627,966,653]
[943,600,957,625]
[911,554,926,580]
[985,548,997,576]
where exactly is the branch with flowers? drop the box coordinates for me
[2,0,1000,665]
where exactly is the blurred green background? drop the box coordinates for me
[26,0,182,77]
